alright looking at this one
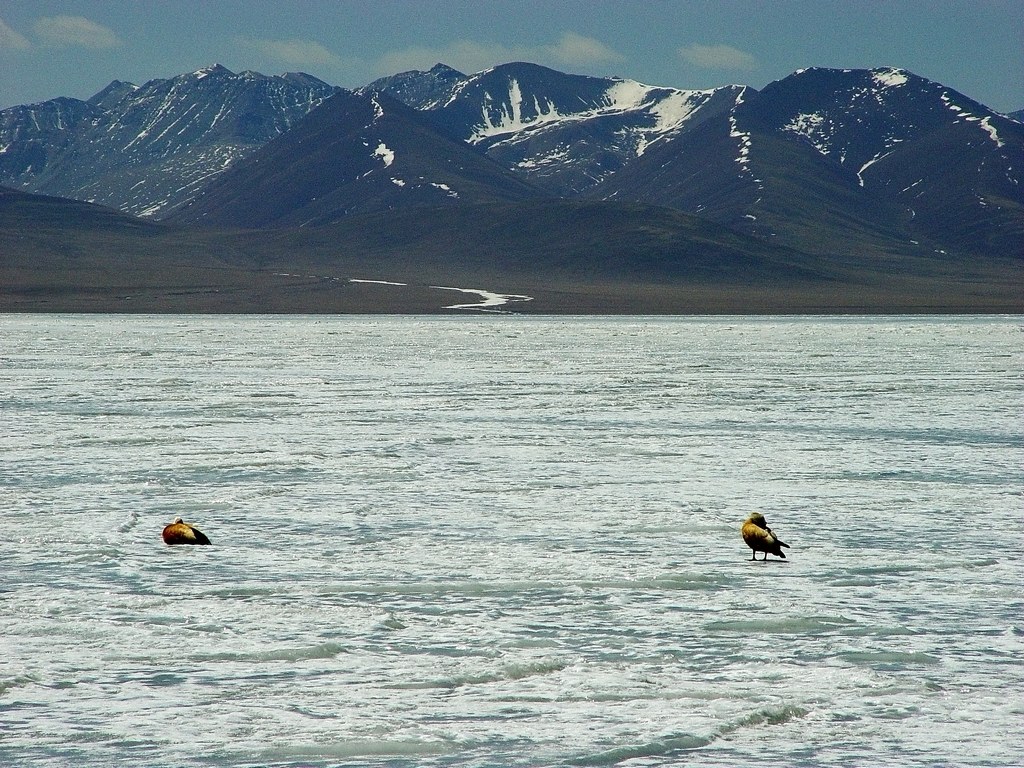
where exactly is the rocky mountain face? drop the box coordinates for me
[0,65,336,217]
[363,62,745,197]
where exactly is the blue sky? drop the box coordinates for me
[1,0,1021,112]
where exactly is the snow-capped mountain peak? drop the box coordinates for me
[191,63,233,80]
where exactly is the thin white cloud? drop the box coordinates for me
[377,39,508,76]
[376,31,623,78]
[0,17,32,50]
[237,36,343,68]
[33,15,122,49]
[678,43,757,71]
[547,32,624,66]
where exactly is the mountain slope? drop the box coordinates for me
[732,67,1023,256]
[0,98,102,180]
[590,67,1023,259]
[170,89,545,228]
[5,188,1020,313]
[366,62,744,196]
[0,65,336,217]
[0,185,159,234]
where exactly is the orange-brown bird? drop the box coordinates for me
[162,517,211,546]
[741,513,789,560]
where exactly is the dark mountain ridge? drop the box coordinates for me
[169,89,543,228]
[0,65,336,216]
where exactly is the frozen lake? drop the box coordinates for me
[2,315,1022,766]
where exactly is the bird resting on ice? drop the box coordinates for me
[741,513,789,560]
[162,517,211,545]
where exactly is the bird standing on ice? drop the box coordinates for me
[741,513,789,560]
[162,517,211,545]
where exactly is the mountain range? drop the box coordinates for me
[1,61,1021,313]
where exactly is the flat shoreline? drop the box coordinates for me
[3,248,1021,316]
[4,193,1020,316]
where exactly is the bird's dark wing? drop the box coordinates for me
[188,525,212,545]
[765,526,790,548]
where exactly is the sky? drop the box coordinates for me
[1,0,1021,113]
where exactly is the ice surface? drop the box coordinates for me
[1,316,1022,767]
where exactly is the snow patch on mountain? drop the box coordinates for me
[471,79,564,142]
[515,144,572,170]
[940,92,974,118]
[373,142,395,167]
[857,150,894,186]
[468,76,723,158]
[976,116,1005,148]
[636,89,715,155]
[192,65,224,80]
[601,79,653,111]
[386,176,458,197]
[730,114,751,167]
[729,91,756,182]
[783,112,833,154]
[429,182,458,198]
[872,68,910,88]
[371,97,385,121]
[940,92,1007,148]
